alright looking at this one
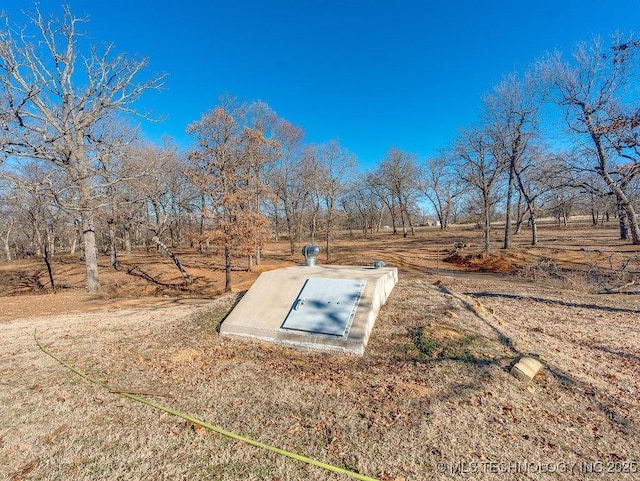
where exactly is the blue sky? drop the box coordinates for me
[6,0,640,169]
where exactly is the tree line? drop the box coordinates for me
[1,4,638,292]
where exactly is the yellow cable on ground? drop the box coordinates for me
[34,329,380,481]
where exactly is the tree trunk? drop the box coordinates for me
[590,191,599,226]
[503,164,515,249]
[618,202,629,241]
[32,218,43,258]
[73,220,81,257]
[483,194,491,252]
[3,237,11,262]
[403,202,415,236]
[325,209,332,263]
[284,199,296,256]
[108,220,119,269]
[2,220,12,262]
[77,159,101,291]
[585,110,640,244]
[310,202,319,244]
[124,225,132,254]
[47,225,55,257]
[514,195,527,235]
[441,200,450,230]
[82,212,101,291]
[398,199,407,236]
[151,235,192,284]
[44,241,55,290]
[530,210,538,246]
[386,201,397,234]
[224,246,232,293]
[199,195,206,254]
[625,206,640,245]
[273,204,280,242]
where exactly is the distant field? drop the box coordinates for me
[1,219,638,302]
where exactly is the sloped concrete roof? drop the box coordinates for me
[220,265,398,354]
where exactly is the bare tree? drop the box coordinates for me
[2,162,67,286]
[512,149,565,245]
[342,175,383,237]
[455,127,504,252]
[265,118,310,255]
[90,123,144,269]
[300,145,324,245]
[365,170,399,234]
[117,141,193,283]
[483,71,546,248]
[542,35,640,244]
[420,152,465,229]
[0,4,164,290]
[313,140,357,262]
[377,148,420,236]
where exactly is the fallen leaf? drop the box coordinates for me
[10,457,40,480]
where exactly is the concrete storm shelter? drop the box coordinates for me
[220,247,398,354]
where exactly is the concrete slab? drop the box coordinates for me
[220,265,398,354]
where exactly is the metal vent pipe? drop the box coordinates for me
[301,244,320,266]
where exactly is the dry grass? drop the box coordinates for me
[1,221,639,480]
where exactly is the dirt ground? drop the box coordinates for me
[1,221,639,480]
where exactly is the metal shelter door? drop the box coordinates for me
[281,277,366,337]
